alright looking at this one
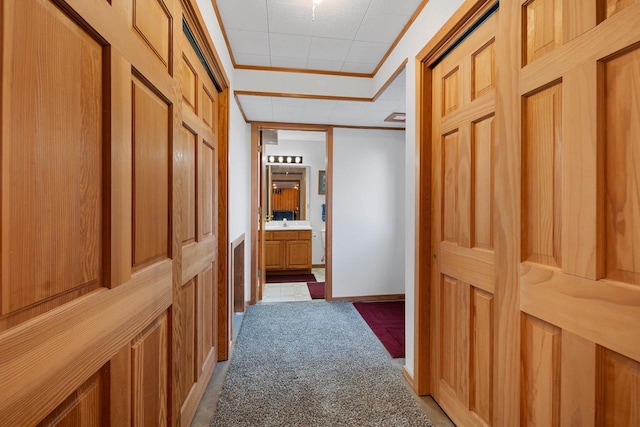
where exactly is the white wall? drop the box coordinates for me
[332,129,405,298]
[264,133,326,265]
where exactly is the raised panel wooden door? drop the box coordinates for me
[0,0,223,425]
[431,12,497,427]
[512,1,640,425]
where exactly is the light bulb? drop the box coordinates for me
[287,156,292,163]
[269,156,275,162]
[278,156,284,162]
[295,157,301,163]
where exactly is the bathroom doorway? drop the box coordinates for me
[250,124,332,304]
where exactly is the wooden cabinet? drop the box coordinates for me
[265,230,312,272]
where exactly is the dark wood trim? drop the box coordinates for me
[235,64,371,78]
[216,88,230,361]
[413,0,497,397]
[371,0,429,76]
[233,93,249,123]
[331,294,405,302]
[235,90,371,103]
[325,128,333,302]
[249,124,259,305]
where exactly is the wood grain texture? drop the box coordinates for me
[522,83,562,268]
[132,77,170,269]
[202,86,216,130]
[439,243,495,294]
[443,132,460,244]
[563,0,597,42]
[201,141,214,237]
[604,47,640,286]
[562,63,603,280]
[472,115,494,250]
[493,0,522,424]
[37,370,105,427]
[521,264,640,362]
[472,39,495,99]
[470,288,493,425]
[133,0,172,68]
[180,126,197,245]
[524,0,563,65]
[604,0,637,18]
[2,0,104,316]
[598,347,640,426]
[520,314,561,427]
[440,276,458,389]
[180,54,197,112]
[561,331,596,427]
[443,68,460,115]
[0,261,172,426]
[131,311,169,427]
[178,278,196,405]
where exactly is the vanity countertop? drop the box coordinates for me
[264,221,312,231]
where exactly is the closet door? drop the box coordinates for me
[0,0,223,425]
[502,1,640,425]
[430,12,497,427]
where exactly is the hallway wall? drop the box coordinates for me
[332,128,405,299]
[228,101,252,303]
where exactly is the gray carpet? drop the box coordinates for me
[211,301,432,427]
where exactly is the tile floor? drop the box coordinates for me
[262,282,311,303]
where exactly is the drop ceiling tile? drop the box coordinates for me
[271,97,308,109]
[308,37,352,61]
[237,95,272,106]
[233,53,271,67]
[304,98,338,109]
[355,11,408,43]
[241,105,274,122]
[226,29,270,55]
[269,33,312,59]
[216,0,269,31]
[306,58,344,72]
[271,56,309,68]
[272,106,304,122]
[377,84,405,101]
[311,6,366,39]
[341,61,377,74]
[267,2,314,36]
[368,0,423,16]
[345,40,390,63]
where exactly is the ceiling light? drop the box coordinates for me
[384,112,406,123]
[312,0,320,20]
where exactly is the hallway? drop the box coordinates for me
[190,301,454,426]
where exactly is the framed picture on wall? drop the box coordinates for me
[318,170,326,195]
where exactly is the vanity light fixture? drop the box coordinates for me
[267,155,304,164]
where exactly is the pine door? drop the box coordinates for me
[0,0,223,425]
[430,12,497,427]
[499,0,640,425]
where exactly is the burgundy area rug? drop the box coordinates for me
[353,301,405,358]
[265,274,316,283]
[307,282,325,299]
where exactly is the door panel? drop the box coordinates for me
[510,1,640,425]
[0,0,225,425]
[431,12,497,427]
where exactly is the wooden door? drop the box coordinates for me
[498,1,640,425]
[0,0,225,425]
[431,12,497,427]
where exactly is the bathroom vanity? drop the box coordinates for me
[264,222,312,273]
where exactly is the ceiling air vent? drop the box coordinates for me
[262,130,278,145]
[384,112,406,123]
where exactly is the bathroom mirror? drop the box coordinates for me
[266,165,309,221]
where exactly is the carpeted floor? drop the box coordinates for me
[211,301,432,427]
[353,301,405,358]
